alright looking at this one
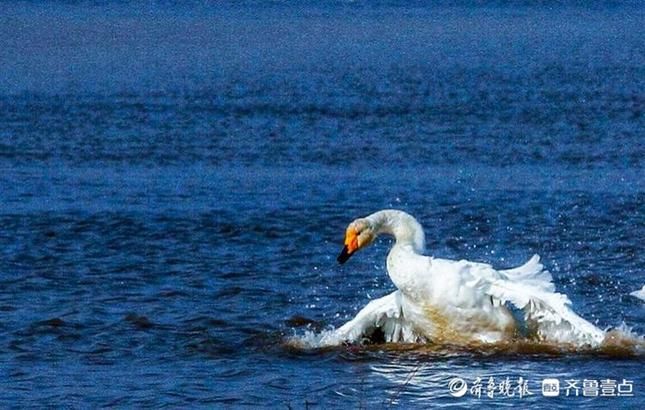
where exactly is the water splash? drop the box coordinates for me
[286,325,644,358]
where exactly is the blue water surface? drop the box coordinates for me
[0,1,643,408]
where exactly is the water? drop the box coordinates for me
[0,1,643,408]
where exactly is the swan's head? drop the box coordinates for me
[337,218,375,264]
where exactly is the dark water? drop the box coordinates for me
[1,1,643,408]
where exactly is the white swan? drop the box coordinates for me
[321,209,606,348]
[631,285,645,302]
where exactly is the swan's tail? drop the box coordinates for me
[500,254,555,292]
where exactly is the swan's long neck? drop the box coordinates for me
[366,210,426,253]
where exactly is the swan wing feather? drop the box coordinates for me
[464,255,605,346]
[321,291,426,345]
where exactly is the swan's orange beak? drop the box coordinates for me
[337,226,359,264]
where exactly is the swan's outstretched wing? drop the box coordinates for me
[320,291,427,346]
[467,255,605,347]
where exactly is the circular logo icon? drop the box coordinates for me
[448,377,468,397]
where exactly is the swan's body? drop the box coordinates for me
[323,210,605,347]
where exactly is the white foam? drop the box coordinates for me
[286,328,345,349]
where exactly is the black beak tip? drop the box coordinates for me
[337,246,351,264]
